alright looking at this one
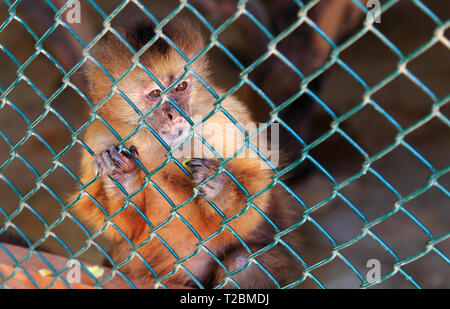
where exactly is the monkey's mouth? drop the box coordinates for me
[161,128,190,147]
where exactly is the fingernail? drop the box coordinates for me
[130,146,139,158]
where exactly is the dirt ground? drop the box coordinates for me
[0,0,448,288]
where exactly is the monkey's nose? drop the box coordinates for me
[160,128,185,137]
[165,112,174,121]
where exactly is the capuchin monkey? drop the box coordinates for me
[70,18,303,288]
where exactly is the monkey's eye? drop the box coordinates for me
[148,89,161,99]
[176,81,188,92]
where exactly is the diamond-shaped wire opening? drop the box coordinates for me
[401,248,450,288]
[339,234,399,285]
[375,0,440,55]
[405,117,450,170]
[406,41,450,100]
[310,195,366,245]
[0,18,37,65]
[339,104,399,156]
[1,155,38,196]
[41,23,88,72]
[217,14,272,66]
[371,210,432,260]
[310,254,363,289]
[403,186,450,238]
[371,144,434,197]
[23,54,64,98]
[318,62,367,117]
[3,80,47,124]
[340,31,400,87]
[339,172,398,222]
[308,132,367,183]
[372,74,436,129]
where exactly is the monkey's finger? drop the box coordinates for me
[108,145,124,167]
[185,159,203,167]
[94,155,105,175]
[101,151,117,173]
[186,158,217,170]
[199,176,225,200]
[94,153,114,175]
[188,166,210,181]
[130,145,139,159]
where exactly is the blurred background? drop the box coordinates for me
[0,0,448,288]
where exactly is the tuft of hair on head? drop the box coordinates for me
[123,18,206,59]
[87,17,206,76]
[84,17,209,102]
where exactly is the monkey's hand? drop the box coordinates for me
[94,145,140,176]
[185,158,227,200]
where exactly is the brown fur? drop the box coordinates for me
[69,18,302,288]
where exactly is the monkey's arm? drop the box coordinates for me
[186,158,273,218]
[69,149,115,238]
[69,123,145,241]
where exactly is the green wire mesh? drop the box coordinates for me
[0,0,449,289]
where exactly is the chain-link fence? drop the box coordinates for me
[0,0,449,289]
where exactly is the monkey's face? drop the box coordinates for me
[88,24,210,148]
[140,74,192,147]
